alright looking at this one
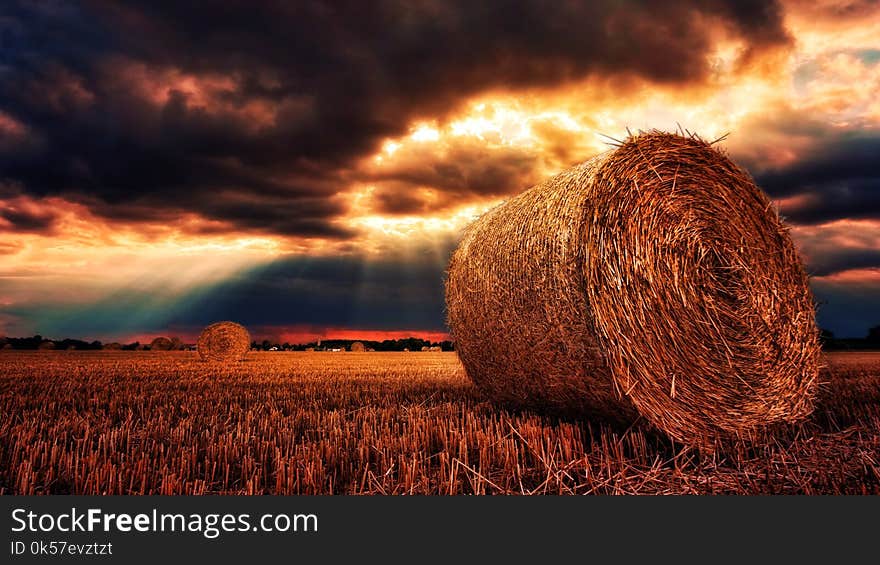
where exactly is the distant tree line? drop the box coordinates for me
[1,335,104,350]
[0,335,166,351]
[250,338,455,352]
[0,334,457,351]
[11,329,880,352]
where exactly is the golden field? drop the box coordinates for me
[1,351,878,494]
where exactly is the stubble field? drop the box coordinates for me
[1,351,878,494]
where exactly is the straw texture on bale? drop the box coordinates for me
[446,131,820,445]
[150,337,173,351]
[197,321,251,362]
[350,341,366,352]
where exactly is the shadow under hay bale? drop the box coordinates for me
[197,321,251,362]
[445,131,820,446]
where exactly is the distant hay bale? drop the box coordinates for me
[103,342,122,350]
[38,340,55,350]
[1,343,12,350]
[350,341,365,352]
[150,336,173,351]
[446,131,820,446]
[305,347,315,352]
[197,321,250,362]
[170,337,184,351]
[429,346,442,352]
[420,346,429,351]
[65,345,76,351]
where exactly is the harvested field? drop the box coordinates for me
[0,351,877,494]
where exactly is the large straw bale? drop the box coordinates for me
[445,131,820,445]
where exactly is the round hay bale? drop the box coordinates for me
[350,341,366,352]
[103,342,122,350]
[38,340,55,350]
[150,336,173,351]
[197,321,250,362]
[446,131,820,446]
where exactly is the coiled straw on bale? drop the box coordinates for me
[197,321,251,362]
[445,131,820,445]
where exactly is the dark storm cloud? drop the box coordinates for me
[184,248,456,330]
[756,134,880,225]
[0,205,57,233]
[805,247,880,278]
[372,186,436,215]
[367,141,543,214]
[7,249,456,338]
[783,0,880,22]
[0,0,791,235]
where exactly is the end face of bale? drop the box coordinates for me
[586,132,820,444]
[446,130,820,446]
[197,321,251,362]
[350,341,366,352]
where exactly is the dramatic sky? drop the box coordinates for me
[1,0,879,341]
